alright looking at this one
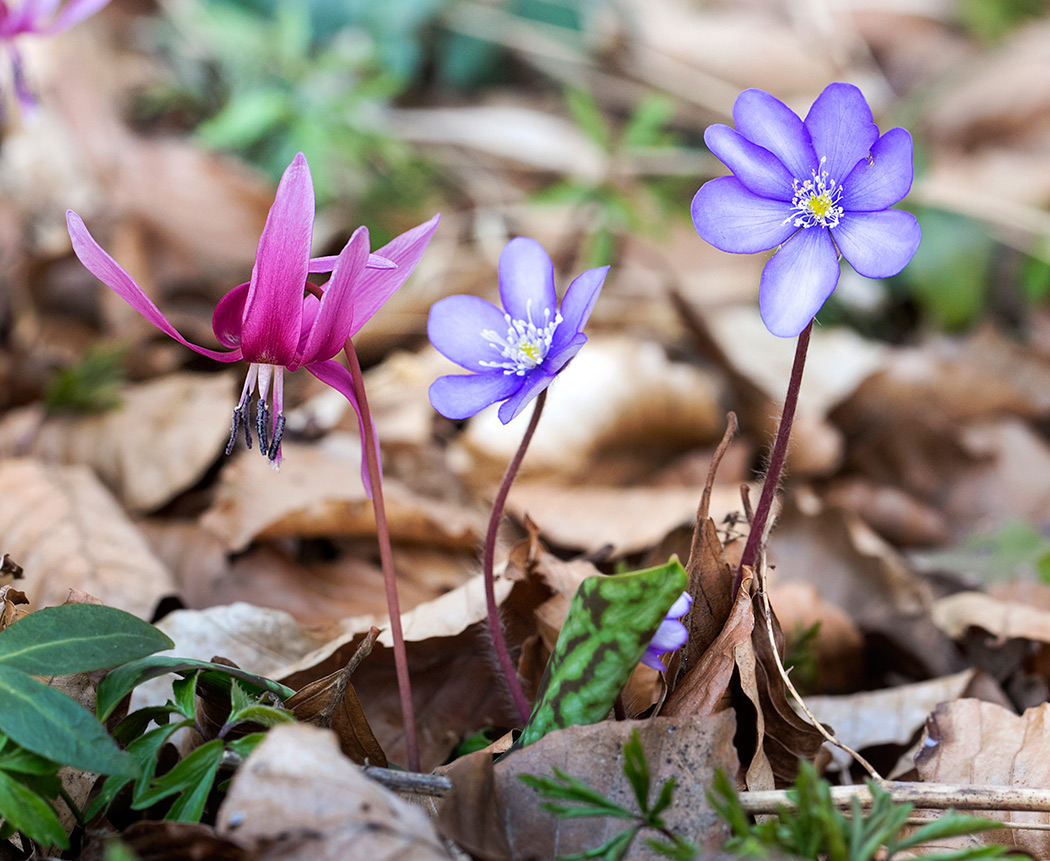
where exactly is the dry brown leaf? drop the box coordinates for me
[913,699,1050,856]
[0,373,234,512]
[0,585,30,630]
[823,479,950,548]
[0,459,173,616]
[458,336,725,482]
[438,715,737,860]
[932,591,1050,643]
[201,437,486,553]
[110,821,247,861]
[216,724,451,860]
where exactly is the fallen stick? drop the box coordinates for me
[739,782,1050,814]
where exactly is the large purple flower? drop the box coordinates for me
[641,591,691,671]
[1,0,111,112]
[428,237,608,423]
[67,152,440,467]
[692,83,921,338]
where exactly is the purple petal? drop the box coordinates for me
[546,332,586,375]
[840,128,914,212]
[39,0,110,33]
[497,370,556,424]
[498,237,557,322]
[549,265,608,355]
[429,372,523,421]
[832,209,921,278]
[9,45,36,115]
[427,294,509,370]
[704,124,794,201]
[240,153,313,366]
[648,617,688,654]
[759,228,840,337]
[346,214,440,337]
[803,83,879,185]
[691,177,795,254]
[733,89,818,181]
[298,226,369,366]
[212,282,249,348]
[305,358,378,496]
[665,591,692,619]
[67,210,241,363]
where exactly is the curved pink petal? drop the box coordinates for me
[691,177,795,254]
[759,228,840,337]
[305,358,378,496]
[429,372,523,421]
[428,294,509,370]
[704,124,794,201]
[298,226,370,366]
[733,89,818,181]
[840,128,914,211]
[498,236,557,323]
[67,210,241,363]
[832,209,921,278]
[803,83,879,185]
[212,282,249,348]
[309,252,395,274]
[240,152,313,366]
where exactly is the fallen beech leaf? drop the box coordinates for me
[438,715,737,860]
[201,437,485,553]
[458,336,725,480]
[0,373,234,513]
[932,591,1050,643]
[914,699,1050,856]
[216,724,451,860]
[0,459,173,617]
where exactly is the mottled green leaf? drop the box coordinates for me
[0,605,173,675]
[517,558,688,748]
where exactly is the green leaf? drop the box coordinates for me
[558,826,638,861]
[891,809,1004,851]
[0,744,62,776]
[196,89,290,150]
[565,87,611,152]
[0,605,173,675]
[224,704,295,733]
[517,558,689,748]
[0,666,135,776]
[132,740,224,823]
[226,732,267,761]
[622,730,650,811]
[171,674,199,721]
[0,768,68,849]
[622,95,675,150]
[97,656,295,720]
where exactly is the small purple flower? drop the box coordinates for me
[692,83,921,338]
[67,152,439,468]
[641,591,691,671]
[428,237,608,423]
[1,0,111,113]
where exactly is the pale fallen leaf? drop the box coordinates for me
[216,724,451,860]
[0,373,234,512]
[932,591,1050,643]
[0,459,173,616]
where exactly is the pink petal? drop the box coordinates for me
[240,153,313,366]
[345,214,441,337]
[305,359,379,496]
[298,226,370,366]
[309,253,395,274]
[212,282,249,348]
[40,0,110,33]
[67,210,241,363]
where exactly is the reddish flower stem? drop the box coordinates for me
[343,341,419,772]
[735,320,813,597]
[485,390,548,724]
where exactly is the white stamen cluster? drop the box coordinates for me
[479,301,562,376]
[785,156,844,229]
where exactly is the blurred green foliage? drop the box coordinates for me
[958,0,1047,40]
[44,347,125,414]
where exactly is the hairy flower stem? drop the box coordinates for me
[485,390,548,724]
[343,341,419,772]
[735,320,813,597]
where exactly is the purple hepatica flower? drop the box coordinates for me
[1,0,111,113]
[428,237,608,423]
[641,591,692,672]
[67,152,440,468]
[692,83,921,338]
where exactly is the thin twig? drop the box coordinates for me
[740,782,1050,814]
[316,627,380,729]
[363,766,453,797]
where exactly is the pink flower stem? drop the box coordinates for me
[485,389,548,725]
[735,320,813,597]
[343,340,419,773]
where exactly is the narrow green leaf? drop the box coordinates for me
[622,730,649,810]
[565,87,611,152]
[557,826,638,861]
[517,558,689,748]
[171,674,199,721]
[0,769,69,849]
[224,704,295,733]
[97,656,295,720]
[0,666,135,776]
[0,605,173,675]
[132,740,224,823]
[0,745,61,776]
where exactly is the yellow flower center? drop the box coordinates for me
[785,156,845,230]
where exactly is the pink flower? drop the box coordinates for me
[1,0,111,112]
[67,152,440,468]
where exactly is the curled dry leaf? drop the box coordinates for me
[913,699,1050,857]
[0,585,30,630]
[201,437,486,553]
[932,590,1050,644]
[437,715,737,861]
[0,373,235,513]
[0,459,173,617]
[216,724,452,861]
[458,336,725,481]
